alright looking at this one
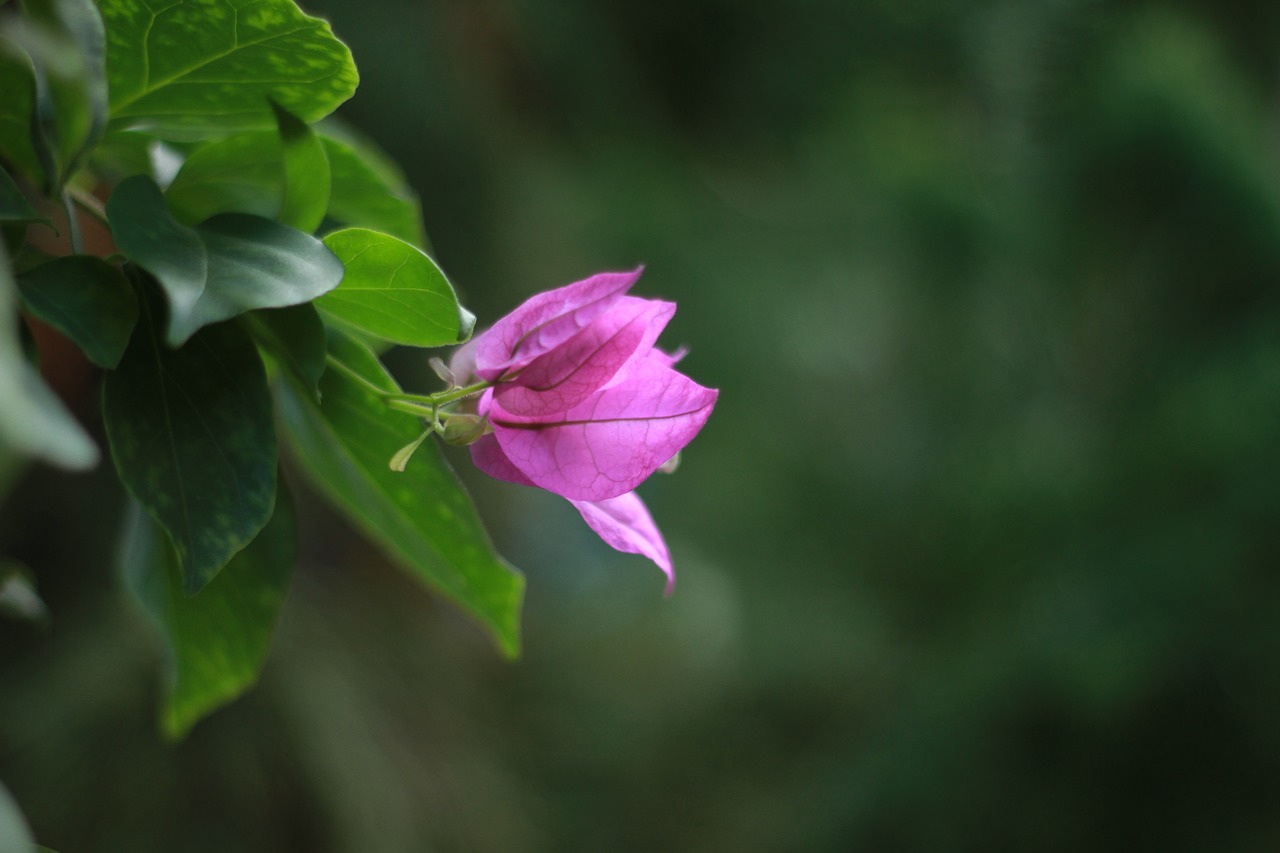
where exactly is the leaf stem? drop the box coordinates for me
[67,185,109,226]
[62,189,84,254]
[383,380,490,409]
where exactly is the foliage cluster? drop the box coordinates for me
[0,0,523,784]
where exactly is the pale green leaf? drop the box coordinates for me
[0,779,35,853]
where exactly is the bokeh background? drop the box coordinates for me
[5,0,1280,849]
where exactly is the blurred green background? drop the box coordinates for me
[5,0,1280,849]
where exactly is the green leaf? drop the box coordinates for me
[244,302,326,397]
[0,165,42,223]
[0,560,48,624]
[5,0,108,188]
[164,127,427,245]
[271,100,328,234]
[0,241,98,469]
[17,255,137,367]
[317,228,474,347]
[0,35,43,181]
[121,481,296,739]
[163,131,280,224]
[320,122,427,247]
[277,331,524,657]
[106,175,344,346]
[0,779,35,853]
[100,0,358,138]
[103,285,277,594]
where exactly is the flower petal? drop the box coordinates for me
[571,492,674,593]
[472,268,642,380]
[469,432,536,486]
[448,336,479,385]
[491,353,718,501]
[493,297,675,417]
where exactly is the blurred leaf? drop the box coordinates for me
[271,100,329,234]
[0,560,48,623]
[17,255,136,367]
[277,330,524,657]
[318,228,473,346]
[99,0,358,138]
[103,285,276,594]
[121,482,296,739]
[0,34,43,180]
[0,165,42,223]
[320,123,427,247]
[164,131,281,224]
[0,241,98,469]
[106,175,344,346]
[165,128,427,244]
[0,779,35,853]
[244,302,327,397]
[4,0,107,188]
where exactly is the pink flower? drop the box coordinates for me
[452,268,717,591]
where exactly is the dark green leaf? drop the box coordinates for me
[271,100,328,234]
[100,0,358,138]
[5,0,108,187]
[244,302,326,397]
[103,286,277,594]
[318,228,474,346]
[277,331,524,657]
[106,175,344,346]
[0,241,98,469]
[0,779,35,853]
[164,127,427,245]
[0,560,48,624]
[121,482,296,739]
[0,35,43,181]
[0,165,42,223]
[17,255,136,367]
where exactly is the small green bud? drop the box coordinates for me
[441,413,489,446]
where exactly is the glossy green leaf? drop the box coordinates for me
[122,482,295,739]
[100,0,358,138]
[0,560,48,623]
[5,0,107,187]
[277,331,524,657]
[0,779,35,853]
[244,302,326,397]
[271,100,329,234]
[106,175,344,346]
[0,165,42,223]
[164,128,426,244]
[103,286,277,594]
[0,242,98,469]
[317,228,474,346]
[17,256,137,367]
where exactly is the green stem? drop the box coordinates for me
[383,380,491,409]
[62,189,83,254]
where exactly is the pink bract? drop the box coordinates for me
[453,268,717,589]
